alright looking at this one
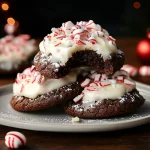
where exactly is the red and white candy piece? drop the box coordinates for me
[112,70,129,79]
[81,78,91,87]
[5,131,26,149]
[99,81,111,86]
[121,64,138,77]
[94,74,101,82]
[117,76,124,82]
[124,79,135,85]
[139,66,150,76]
[101,74,108,81]
[73,93,84,103]
[85,86,98,91]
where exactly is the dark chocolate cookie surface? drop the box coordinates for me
[64,89,145,118]
[34,49,124,79]
[11,82,83,112]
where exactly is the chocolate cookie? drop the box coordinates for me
[64,89,145,118]
[34,49,124,79]
[34,20,125,78]
[64,70,145,118]
[10,65,85,111]
[11,82,83,111]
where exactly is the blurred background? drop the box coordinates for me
[0,0,150,38]
[0,0,150,84]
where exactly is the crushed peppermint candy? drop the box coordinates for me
[15,66,45,93]
[40,20,117,66]
[73,70,135,103]
[121,64,138,77]
[43,20,116,46]
[0,34,36,58]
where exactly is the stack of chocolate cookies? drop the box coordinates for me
[11,20,145,118]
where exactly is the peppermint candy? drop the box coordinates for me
[124,79,135,85]
[121,64,138,77]
[75,70,135,103]
[73,93,84,103]
[0,34,36,57]
[112,70,129,79]
[81,78,91,87]
[5,131,26,148]
[15,66,45,93]
[139,66,150,76]
[48,20,116,46]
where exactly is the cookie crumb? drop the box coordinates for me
[72,116,80,123]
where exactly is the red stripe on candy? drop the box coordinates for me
[7,133,25,146]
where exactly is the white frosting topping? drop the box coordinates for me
[40,20,117,65]
[0,35,37,70]
[13,66,79,99]
[73,70,136,108]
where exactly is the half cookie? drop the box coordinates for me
[34,20,124,78]
[64,70,145,118]
[11,66,83,111]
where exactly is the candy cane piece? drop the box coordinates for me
[99,81,111,86]
[94,74,101,82]
[73,93,84,103]
[139,66,150,76]
[121,64,138,77]
[81,78,91,87]
[124,79,135,85]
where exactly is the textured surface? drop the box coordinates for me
[34,49,125,78]
[10,82,83,111]
[64,89,145,118]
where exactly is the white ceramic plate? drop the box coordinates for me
[0,82,150,132]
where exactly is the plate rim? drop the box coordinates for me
[0,81,150,132]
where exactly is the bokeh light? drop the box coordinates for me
[147,33,150,39]
[133,2,141,9]
[1,3,9,11]
[7,17,15,25]
[137,41,150,55]
[15,21,19,28]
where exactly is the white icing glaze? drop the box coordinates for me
[40,20,117,65]
[75,70,136,108]
[0,35,37,70]
[13,66,80,99]
[82,83,135,103]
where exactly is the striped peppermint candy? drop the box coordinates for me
[73,93,84,103]
[139,66,150,76]
[5,131,26,148]
[121,64,138,77]
[81,78,91,87]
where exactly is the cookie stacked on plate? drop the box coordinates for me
[11,20,145,118]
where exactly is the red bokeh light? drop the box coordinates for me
[133,2,141,9]
[136,39,150,64]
